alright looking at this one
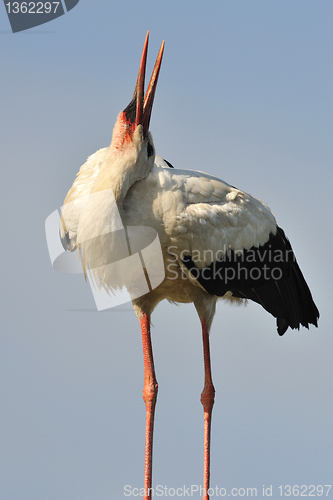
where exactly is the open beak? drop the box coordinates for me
[123,31,164,135]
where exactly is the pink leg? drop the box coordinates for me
[140,312,158,500]
[200,319,215,500]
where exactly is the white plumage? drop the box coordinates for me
[58,33,319,500]
[60,148,276,325]
[62,149,276,253]
[125,156,277,260]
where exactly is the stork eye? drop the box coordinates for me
[147,142,154,158]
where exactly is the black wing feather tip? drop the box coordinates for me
[277,318,288,336]
[163,158,174,168]
[182,225,319,335]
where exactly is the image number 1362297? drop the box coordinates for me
[5,2,60,14]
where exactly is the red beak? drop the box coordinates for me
[123,31,164,135]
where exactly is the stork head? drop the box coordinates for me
[107,32,164,187]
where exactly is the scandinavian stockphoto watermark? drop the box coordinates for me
[166,244,295,284]
[3,0,80,33]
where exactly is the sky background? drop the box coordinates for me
[1,1,332,499]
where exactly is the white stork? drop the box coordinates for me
[59,32,319,500]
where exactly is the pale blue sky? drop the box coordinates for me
[1,2,332,499]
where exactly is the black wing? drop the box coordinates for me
[182,226,319,335]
